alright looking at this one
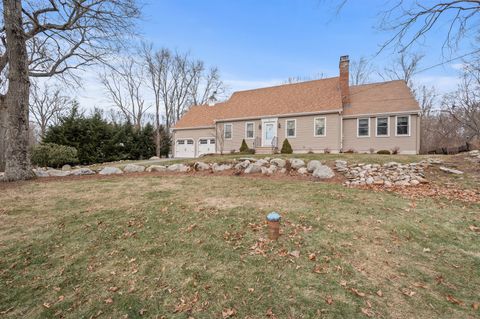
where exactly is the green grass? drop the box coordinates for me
[0,174,479,318]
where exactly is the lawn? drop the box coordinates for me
[1,165,479,318]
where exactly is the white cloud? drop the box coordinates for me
[415,74,460,95]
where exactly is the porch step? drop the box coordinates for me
[255,147,275,155]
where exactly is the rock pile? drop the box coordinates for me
[336,160,429,187]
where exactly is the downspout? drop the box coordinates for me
[339,110,343,152]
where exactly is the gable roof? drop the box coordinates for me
[172,78,420,129]
[345,80,420,116]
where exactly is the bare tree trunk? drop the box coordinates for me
[3,0,34,181]
[0,101,6,172]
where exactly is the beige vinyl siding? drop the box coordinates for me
[342,114,420,154]
[172,128,216,156]
[216,119,261,153]
[277,113,342,152]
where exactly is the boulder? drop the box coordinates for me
[468,150,479,157]
[312,165,335,179]
[33,169,49,177]
[290,158,305,169]
[146,165,167,172]
[167,164,189,172]
[71,168,95,176]
[124,164,145,173]
[307,160,322,173]
[427,158,443,165]
[149,156,161,160]
[194,162,210,171]
[45,169,71,177]
[239,157,256,162]
[297,167,308,175]
[366,177,374,185]
[244,163,263,174]
[99,167,123,175]
[61,164,71,171]
[256,159,269,166]
[235,160,250,170]
[384,161,400,168]
[335,159,347,167]
[439,166,463,174]
[212,163,232,172]
[270,158,286,168]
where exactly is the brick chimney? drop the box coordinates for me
[339,55,350,107]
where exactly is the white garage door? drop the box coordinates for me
[198,138,215,157]
[175,139,194,158]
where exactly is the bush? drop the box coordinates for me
[324,147,331,154]
[377,149,391,155]
[239,139,249,153]
[391,146,400,154]
[31,143,78,168]
[281,139,293,154]
[344,148,356,154]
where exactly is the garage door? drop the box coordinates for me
[198,138,215,157]
[175,139,194,158]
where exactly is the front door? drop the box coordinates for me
[262,119,277,147]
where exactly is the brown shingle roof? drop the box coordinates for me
[345,80,420,116]
[172,78,420,129]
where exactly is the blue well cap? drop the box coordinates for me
[267,212,281,222]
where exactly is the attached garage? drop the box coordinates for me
[175,139,195,158]
[198,138,215,157]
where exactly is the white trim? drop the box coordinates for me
[197,136,216,157]
[223,123,233,140]
[261,118,278,147]
[285,119,296,138]
[215,109,342,123]
[245,122,255,139]
[395,115,411,137]
[313,117,327,137]
[356,117,370,138]
[343,110,419,119]
[375,116,390,137]
[172,125,215,131]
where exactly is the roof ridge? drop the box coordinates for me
[350,79,406,88]
[231,76,340,95]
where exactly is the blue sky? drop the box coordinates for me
[78,0,476,108]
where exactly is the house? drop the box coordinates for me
[172,56,421,157]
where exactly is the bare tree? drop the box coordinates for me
[100,57,149,130]
[381,52,424,90]
[442,60,480,142]
[283,73,325,84]
[142,45,225,156]
[29,81,69,139]
[0,0,139,181]
[349,57,372,85]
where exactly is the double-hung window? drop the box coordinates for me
[357,118,370,137]
[224,123,232,139]
[376,117,389,136]
[286,119,296,138]
[314,117,326,137]
[396,116,410,136]
[245,122,254,139]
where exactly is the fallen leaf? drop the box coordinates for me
[326,295,334,305]
[248,288,254,292]
[108,286,119,292]
[266,308,277,318]
[43,303,51,309]
[361,307,374,317]
[308,253,316,261]
[376,290,383,297]
[472,302,479,310]
[139,308,146,315]
[469,225,480,232]
[58,295,65,302]
[446,295,464,306]
[413,282,428,289]
[104,298,113,304]
[423,248,431,253]
[289,250,300,258]
[222,307,236,318]
[350,288,366,297]
[401,288,416,297]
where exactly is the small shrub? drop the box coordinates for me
[369,148,375,154]
[281,139,293,154]
[392,146,400,154]
[247,148,256,154]
[230,149,236,154]
[239,139,249,153]
[31,143,79,168]
[344,148,356,154]
[324,147,331,154]
[307,148,314,154]
[377,149,391,155]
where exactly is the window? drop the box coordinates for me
[177,140,185,145]
[376,117,389,136]
[199,139,208,144]
[210,139,215,144]
[357,118,370,137]
[224,123,232,139]
[396,116,410,136]
[314,117,326,137]
[245,122,254,139]
[286,119,296,138]
[187,139,194,144]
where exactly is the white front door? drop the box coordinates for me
[198,138,215,156]
[262,119,277,147]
